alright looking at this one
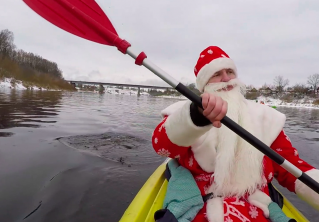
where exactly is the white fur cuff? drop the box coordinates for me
[295,169,319,211]
[206,197,224,222]
[164,100,212,147]
[248,190,272,218]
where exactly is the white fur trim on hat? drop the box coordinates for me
[196,57,237,92]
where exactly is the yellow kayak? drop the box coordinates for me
[119,159,309,222]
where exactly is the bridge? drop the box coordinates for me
[66,80,174,96]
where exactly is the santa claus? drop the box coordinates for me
[152,46,319,222]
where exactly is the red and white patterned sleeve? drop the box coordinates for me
[270,130,319,211]
[152,116,190,159]
[270,130,315,192]
[152,101,213,159]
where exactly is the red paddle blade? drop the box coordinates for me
[23,0,119,46]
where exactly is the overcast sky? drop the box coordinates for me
[1,0,319,88]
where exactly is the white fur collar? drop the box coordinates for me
[161,99,285,146]
[161,99,286,197]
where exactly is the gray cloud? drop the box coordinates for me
[1,0,319,88]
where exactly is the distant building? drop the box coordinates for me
[259,87,272,94]
[249,88,258,92]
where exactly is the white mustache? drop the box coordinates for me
[204,78,246,94]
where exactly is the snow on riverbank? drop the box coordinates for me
[77,87,149,95]
[77,87,185,98]
[0,77,27,90]
[3,78,318,109]
[77,87,319,109]
[257,95,319,109]
[155,95,188,100]
[0,77,59,91]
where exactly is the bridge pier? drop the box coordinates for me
[137,87,141,96]
[70,82,76,89]
[99,84,105,93]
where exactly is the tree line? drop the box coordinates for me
[246,74,319,94]
[0,29,73,90]
[247,74,319,94]
[147,74,319,101]
[245,74,319,103]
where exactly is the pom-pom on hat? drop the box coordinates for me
[194,46,237,92]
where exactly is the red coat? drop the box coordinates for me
[152,100,318,222]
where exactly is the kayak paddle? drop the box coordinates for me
[22,0,319,195]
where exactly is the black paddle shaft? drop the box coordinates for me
[176,82,284,163]
[175,82,319,195]
[21,0,319,196]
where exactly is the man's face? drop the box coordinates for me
[206,68,236,91]
[207,68,236,83]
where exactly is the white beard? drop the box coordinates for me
[204,79,265,197]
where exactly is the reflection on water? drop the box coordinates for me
[282,107,319,131]
[278,107,319,147]
[0,88,319,221]
[0,88,176,222]
[0,89,61,136]
[0,132,14,137]
[58,132,165,166]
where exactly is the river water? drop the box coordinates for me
[0,88,318,222]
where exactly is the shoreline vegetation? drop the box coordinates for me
[3,72,319,109]
[1,29,318,109]
[0,29,74,91]
[72,82,319,109]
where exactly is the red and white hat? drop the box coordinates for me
[194,46,237,92]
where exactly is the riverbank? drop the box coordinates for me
[3,80,319,109]
[0,77,71,91]
[76,87,319,109]
[76,87,181,98]
[0,77,43,90]
[257,95,319,109]
[99,88,319,109]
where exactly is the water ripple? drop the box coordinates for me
[57,132,165,166]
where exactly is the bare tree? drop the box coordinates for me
[292,83,308,93]
[0,29,63,79]
[261,83,270,89]
[187,83,201,96]
[273,75,289,93]
[0,29,15,58]
[246,84,255,91]
[307,74,319,94]
[291,83,310,98]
